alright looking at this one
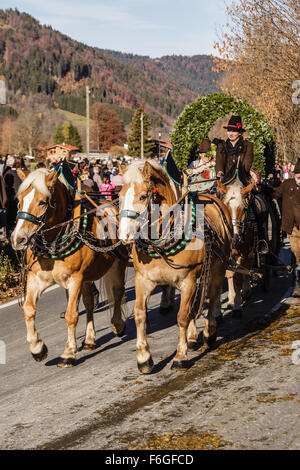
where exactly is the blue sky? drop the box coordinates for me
[0,0,229,57]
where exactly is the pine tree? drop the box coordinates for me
[62,121,70,143]
[53,122,64,144]
[127,107,154,158]
[69,123,82,151]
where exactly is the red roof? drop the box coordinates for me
[39,143,79,151]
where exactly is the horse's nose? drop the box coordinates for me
[11,233,27,250]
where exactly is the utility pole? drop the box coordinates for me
[0,77,6,105]
[86,85,90,160]
[158,131,161,160]
[140,111,144,159]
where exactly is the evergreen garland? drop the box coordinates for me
[171,93,274,177]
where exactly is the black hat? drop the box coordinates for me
[294,158,300,173]
[198,139,211,153]
[224,115,246,133]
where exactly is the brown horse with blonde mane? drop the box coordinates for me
[11,168,127,367]
[217,179,256,314]
[118,160,233,373]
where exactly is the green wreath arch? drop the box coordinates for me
[171,93,274,178]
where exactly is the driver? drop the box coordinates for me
[215,115,254,186]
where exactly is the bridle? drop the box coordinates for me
[230,192,252,247]
[16,189,57,232]
[119,183,154,223]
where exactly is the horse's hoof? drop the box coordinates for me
[203,332,217,347]
[82,341,96,351]
[32,344,48,362]
[233,309,243,318]
[116,324,126,337]
[57,357,76,368]
[159,306,172,316]
[111,322,126,337]
[171,359,190,370]
[187,341,199,351]
[137,357,154,374]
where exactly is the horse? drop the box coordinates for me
[118,160,233,373]
[11,168,128,367]
[217,179,258,314]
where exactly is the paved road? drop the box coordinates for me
[0,244,299,450]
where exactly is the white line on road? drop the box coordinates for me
[0,285,60,310]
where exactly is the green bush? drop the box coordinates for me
[0,242,20,290]
[171,93,275,178]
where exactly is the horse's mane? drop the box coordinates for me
[123,159,168,185]
[223,180,243,205]
[17,168,51,198]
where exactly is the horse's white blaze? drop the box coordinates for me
[119,184,138,241]
[224,182,243,235]
[11,188,35,246]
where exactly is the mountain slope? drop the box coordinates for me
[0,9,220,131]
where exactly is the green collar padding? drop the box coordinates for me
[163,162,181,186]
[58,166,74,190]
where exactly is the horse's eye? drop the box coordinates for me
[139,194,147,201]
[39,200,47,207]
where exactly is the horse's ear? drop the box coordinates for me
[240,181,255,196]
[17,169,29,181]
[142,161,153,182]
[217,180,228,195]
[46,170,58,189]
[118,163,127,175]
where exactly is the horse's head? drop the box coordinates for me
[119,160,173,244]
[11,168,59,250]
[218,179,255,245]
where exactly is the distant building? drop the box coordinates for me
[150,138,172,159]
[37,143,79,161]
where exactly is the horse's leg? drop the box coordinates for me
[242,254,254,300]
[187,319,198,350]
[134,274,155,374]
[232,272,243,316]
[204,262,226,346]
[226,269,236,309]
[159,285,175,315]
[110,259,127,337]
[81,281,96,351]
[23,273,53,362]
[58,277,82,367]
[172,278,195,369]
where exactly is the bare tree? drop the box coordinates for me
[214,0,300,162]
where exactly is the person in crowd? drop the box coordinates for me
[282,163,289,181]
[100,174,115,200]
[111,168,124,190]
[0,172,8,241]
[3,155,23,233]
[273,158,300,297]
[92,166,102,192]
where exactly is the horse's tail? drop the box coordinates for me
[98,259,128,323]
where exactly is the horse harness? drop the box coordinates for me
[16,173,123,261]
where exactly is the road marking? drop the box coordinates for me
[0,285,60,310]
